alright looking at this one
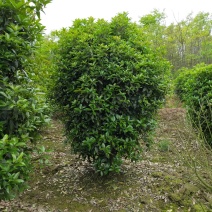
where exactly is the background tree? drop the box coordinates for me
[164,12,212,71]
[139,10,167,56]
[26,32,58,93]
[140,11,212,72]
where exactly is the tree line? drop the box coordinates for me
[139,10,212,71]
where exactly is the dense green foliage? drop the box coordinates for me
[0,0,51,199]
[0,0,51,82]
[51,14,170,175]
[0,77,50,140]
[175,64,212,145]
[0,135,30,200]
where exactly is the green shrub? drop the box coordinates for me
[0,73,50,200]
[0,76,50,141]
[0,0,51,82]
[175,68,193,101]
[52,14,170,175]
[0,135,30,200]
[0,0,51,199]
[175,64,212,145]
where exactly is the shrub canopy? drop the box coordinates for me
[52,13,170,175]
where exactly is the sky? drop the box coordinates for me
[41,0,212,34]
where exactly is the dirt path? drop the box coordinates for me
[1,107,212,211]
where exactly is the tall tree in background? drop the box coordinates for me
[139,11,212,72]
[26,32,58,92]
[188,12,212,66]
[176,12,212,68]
[139,10,166,56]
[164,12,212,71]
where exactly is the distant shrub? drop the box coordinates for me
[51,13,170,175]
[175,68,192,101]
[26,33,58,93]
[175,64,212,145]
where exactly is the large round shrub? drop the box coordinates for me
[52,14,170,175]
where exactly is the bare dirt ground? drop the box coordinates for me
[1,102,212,211]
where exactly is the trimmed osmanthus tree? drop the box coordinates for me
[52,13,170,176]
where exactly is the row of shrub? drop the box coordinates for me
[175,63,212,145]
[0,0,51,200]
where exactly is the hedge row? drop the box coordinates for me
[175,63,212,145]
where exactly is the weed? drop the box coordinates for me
[158,139,171,152]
